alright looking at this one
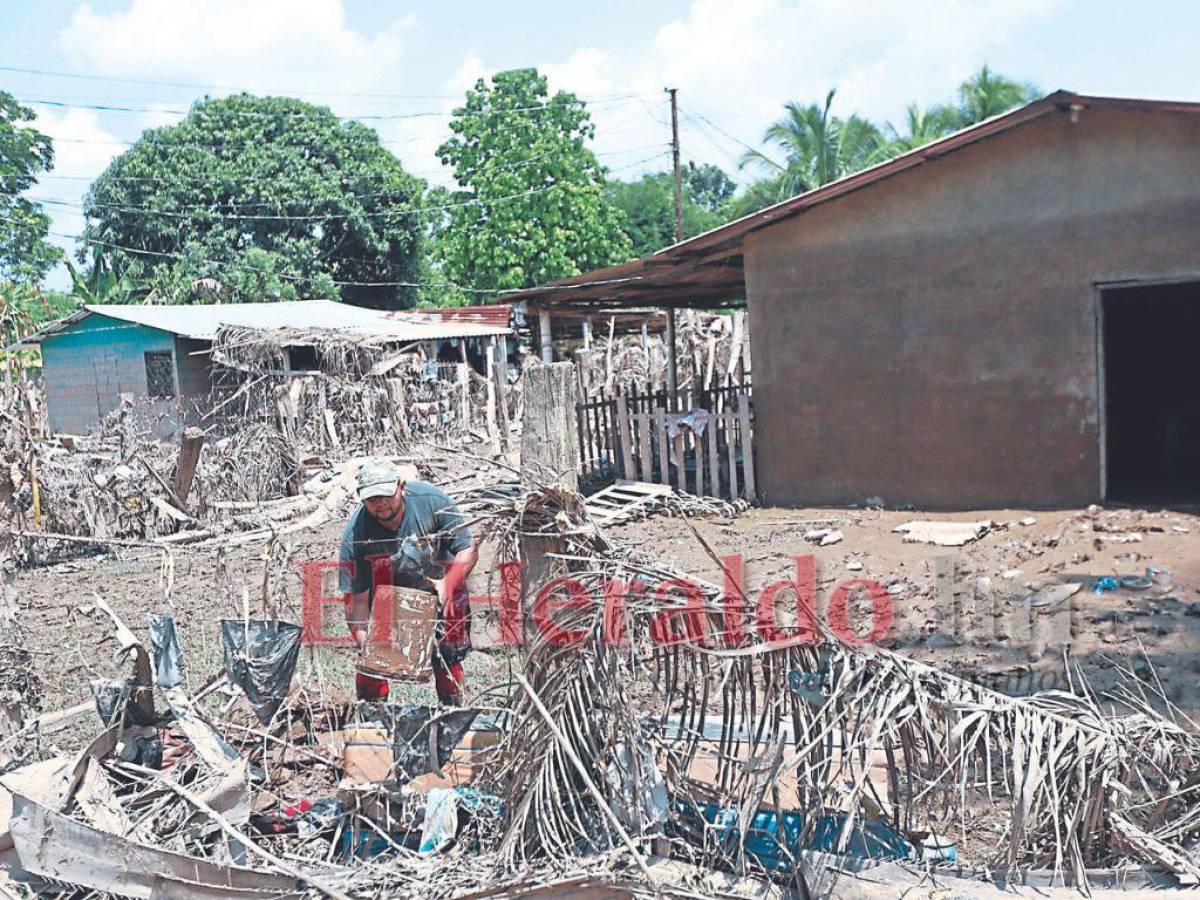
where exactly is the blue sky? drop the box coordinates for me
[2,0,1198,288]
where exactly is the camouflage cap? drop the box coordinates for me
[356,460,402,501]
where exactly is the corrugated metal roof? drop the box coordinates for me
[19,299,511,346]
[402,305,512,329]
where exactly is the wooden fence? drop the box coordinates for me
[576,383,755,501]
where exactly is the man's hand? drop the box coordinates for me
[347,590,370,651]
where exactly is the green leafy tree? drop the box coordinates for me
[0,91,61,284]
[682,162,736,212]
[607,165,733,257]
[434,68,632,297]
[737,89,885,212]
[956,65,1040,125]
[83,94,424,308]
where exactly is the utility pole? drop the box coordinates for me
[664,87,682,406]
[666,87,684,243]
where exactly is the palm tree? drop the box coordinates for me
[739,89,885,203]
[957,65,1039,125]
[882,103,961,154]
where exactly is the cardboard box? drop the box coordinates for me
[357,587,438,683]
[318,725,393,783]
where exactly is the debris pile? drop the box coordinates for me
[3,474,1200,897]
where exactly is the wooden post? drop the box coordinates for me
[640,321,649,352]
[484,339,499,451]
[385,378,411,441]
[615,395,634,480]
[492,360,510,453]
[457,363,470,434]
[737,394,756,501]
[539,311,554,363]
[636,411,653,483]
[520,364,581,640]
[582,319,593,349]
[707,416,720,499]
[725,409,739,501]
[655,408,669,486]
[172,426,205,504]
[665,307,678,409]
[520,363,579,492]
[672,431,687,493]
[694,425,705,496]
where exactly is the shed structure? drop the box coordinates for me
[20,300,513,436]
[504,91,1200,508]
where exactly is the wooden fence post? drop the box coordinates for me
[737,394,756,501]
[172,426,205,504]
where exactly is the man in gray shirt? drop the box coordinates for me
[339,461,478,704]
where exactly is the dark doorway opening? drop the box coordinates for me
[1103,281,1200,503]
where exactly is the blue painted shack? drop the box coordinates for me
[19,301,514,437]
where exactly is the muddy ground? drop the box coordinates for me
[12,496,1200,744]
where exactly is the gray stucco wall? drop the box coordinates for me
[42,314,180,435]
[743,105,1200,509]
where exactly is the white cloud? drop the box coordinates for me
[29,106,125,279]
[56,0,417,96]
[476,0,1069,185]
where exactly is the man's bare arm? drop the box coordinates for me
[441,545,478,605]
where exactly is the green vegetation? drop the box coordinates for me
[83,94,425,308]
[0,91,61,285]
[607,163,735,257]
[432,68,632,302]
[3,63,1041,317]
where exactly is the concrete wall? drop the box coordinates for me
[42,314,180,435]
[744,106,1200,509]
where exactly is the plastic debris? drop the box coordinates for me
[220,619,303,724]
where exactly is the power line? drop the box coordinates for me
[677,102,784,171]
[0,62,656,104]
[28,152,671,221]
[3,211,654,297]
[33,142,670,186]
[21,94,644,122]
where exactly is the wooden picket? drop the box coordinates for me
[575,382,755,501]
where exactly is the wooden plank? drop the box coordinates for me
[615,396,634,480]
[655,408,669,486]
[707,416,721,499]
[484,340,499,450]
[725,409,739,501]
[672,432,687,493]
[693,423,705,496]
[737,395,756,501]
[491,361,509,452]
[636,412,652,483]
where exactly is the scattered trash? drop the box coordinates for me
[1094,577,1120,594]
[220,619,303,724]
[893,520,991,546]
[1019,516,1037,526]
[804,528,843,546]
[146,611,184,689]
[846,559,863,571]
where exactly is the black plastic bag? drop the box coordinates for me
[220,619,302,724]
[147,611,184,689]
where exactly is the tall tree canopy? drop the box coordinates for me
[83,94,425,308]
[607,162,734,257]
[0,91,61,284]
[434,68,631,298]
